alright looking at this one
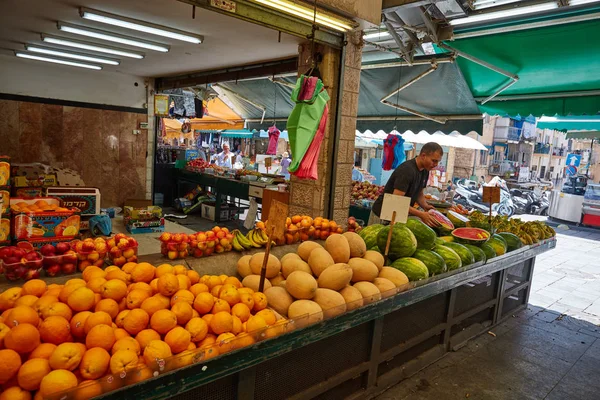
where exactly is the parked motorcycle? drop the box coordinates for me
[454,178,515,216]
[509,189,547,215]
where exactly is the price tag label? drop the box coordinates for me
[380,194,411,223]
[482,186,500,204]
[265,157,272,168]
[266,200,288,241]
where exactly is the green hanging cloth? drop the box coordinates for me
[286,75,330,173]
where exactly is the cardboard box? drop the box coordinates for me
[54,168,85,187]
[125,217,165,234]
[46,187,101,216]
[124,206,163,221]
[0,213,10,245]
[201,202,238,222]
[10,197,80,240]
[0,186,9,214]
[11,163,57,187]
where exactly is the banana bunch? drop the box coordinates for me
[231,228,271,251]
[247,228,269,248]
[231,229,254,251]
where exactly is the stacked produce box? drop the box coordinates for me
[0,156,10,246]
[124,205,164,234]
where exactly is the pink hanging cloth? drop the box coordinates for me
[267,126,280,155]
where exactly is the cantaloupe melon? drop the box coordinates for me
[298,241,323,262]
[280,253,301,265]
[363,250,384,271]
[353,282,381,305]
[264,286,294,317]
[241,275,272,292]
[308,248,335,277]
[287,300,323,325]
[325,234,351,263]
[339,286,363,311]
[312,288,346,319]
[373,277,396,298]
[237,255,253,278]
[278,280,287,289]
[317,263,353,291]
[343,232,367,258]
[281,257,312,279]
[348,258,379,282]
[285,271,317,299]
[249,253,281,278]
[269,274,285,287]
[378,267,409,288]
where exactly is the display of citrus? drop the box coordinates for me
[4,323,40,354]
[79,347,110,380]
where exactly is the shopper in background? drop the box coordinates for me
[215,142,232,168]
[280,152,291,180]
[370,142,443,227]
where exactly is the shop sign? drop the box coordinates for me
[154,95,170,116]
[211,0,236,13]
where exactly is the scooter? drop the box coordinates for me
[510,188,543,215]
[454,179,515,216]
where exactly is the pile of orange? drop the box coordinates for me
[11,200,71,214]
[0,262,288,399]
[259,215,344,245]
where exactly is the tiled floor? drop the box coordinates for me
[377,227,600,400]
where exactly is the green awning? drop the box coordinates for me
[446,19,600,117]
[565,130,600,140]
[537,116,600,131]
[219,129,254,139]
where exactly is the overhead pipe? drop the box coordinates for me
[473,89,600,102]
[358,114,483,121]
[361,56,454,70]
[363,39,410,60]
[382,13,414,64]
[381,101,448,124]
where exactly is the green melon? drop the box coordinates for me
[391,257,429,281]
[377,224,417,261]
[359,224,385,250]
[434,238,446,246]
[463,244,487,263]
[497,232,522,252]
[406,218,437,250]
[442,242,475,266]
[487,237,507,256]
[432,245,462,271]
[492,234,507,247]
[412,249,447,276]
[447,210,469,228]
[480,243,497,260]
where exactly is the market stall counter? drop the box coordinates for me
[92,239,554,400]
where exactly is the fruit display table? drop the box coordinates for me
[96,238,555,400]
[349,204,371,224]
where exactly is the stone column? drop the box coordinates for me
[288,32,363,225]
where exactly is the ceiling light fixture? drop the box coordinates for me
[252,0,355,32]
[24,45,120,65]
[79,7,203,44]
[57,22,170,52]
[42,35,145,59]
[569,0,600,5]
[15,51,101,70]
[363,31,391,40]
[473,0,522,10]
[450,2,559,26]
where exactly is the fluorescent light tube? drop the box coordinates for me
[363,31,391,40]
[15,52,102,70]
[473,0,522,10]
[252,0,354,31]
[450,2,559,26]
[24,45,120,65]
[57,22,169,52]
[569,0,600,5]
[80,8,203,44]
[42,35,145,59]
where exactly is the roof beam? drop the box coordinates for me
[382,13,414,64]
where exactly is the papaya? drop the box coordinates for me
[287,300,323,325]
[353,282,381,305]
[363,250,384,271]
[325,234,351,264]
[249,253,281,278]
[241,275,272,292]
[281,257,312,279]
[378,267,409,288]
[264,287,294,317]
[373,277,396,298]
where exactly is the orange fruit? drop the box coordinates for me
[39,369,78,397]
[109,349,139,375]
[0,322,8,344]
[191,309,199,319]
[118,296,128,311]
[94,298,119,319]
[128,282,153,297]
[49,342,83,371]
[58,281,85,303]
[32,298,58,318]
[123,309,150,336]
[0,349,21,385]
[126,365,153,384]
[4,323,40,354]
[67,287,96,312]
[219,287,241,307]
[150,278,159,294]
[122,262,138,274]
[185,318,208,343]
[135,329,161,351]
[164,327,191,354]
[210,312,233,335]
[202,345,219,360]
[264,319,288,339]
[252,292,268,312]
[0,288,22,312]
[140,296,167,317]
[211,298,231,314]
[216,332,236,355]
[256,309,277,326]
[210,284,223,298]
[157,273,179,297]
[82,266,106,281]
[190,283,209,297]
[143,340,172,366]
[219,274,228,284]
[114,328,129,341]
[173,265,188,275]
[5,306,39,327]
[236,332,256,349]
[39,301,72,321]
[15,295,39,308]
[187,342,196,351]
[193,292,214,315]
[126,289,150,310]
[86,324,116,351]
[79,347,110,380]
[45,285,62,298]
[155,264,174,278]
[169,290,193,307]
[39,316,71,347]
[150,309,177,335]
[101,279,128,301]
[246,315,267,333]
[223,277,242,288]
[84,311,112,334]
[86,277,107,294]
[105,269,130,283]
[112,337,141,356]
[231,315,242,335]
[29,343,57,360]
[231,303,251,323]
[202,314,213,332]
[115,310,129,328]
[238,287,254,295]
[21,279,47,297]
[0,386,31,400]
[171,302,193,326]
[198,334,216,349]
[206,276,221,290]
[187,270,200,284]
[177,275,191,290]
[70,312,92,340]
[239,292,255,310]
[131,263,155,283]
[73,380,103,400]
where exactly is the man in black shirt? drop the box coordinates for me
[371,142,443,227]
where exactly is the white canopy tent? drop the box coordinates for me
[356,130,488,151]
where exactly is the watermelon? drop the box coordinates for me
[434,238,446,246]
[432,245,462,271]
[406,218,437,250]
[391,257,429,281]
[480,243,497,260]
[463,244,487,264]
[359,224,385,250]
[442,242,475,266]
[412,249,447,276]
[451,227,490,245]
[487,237,507,256]
[497,232,522,252]
[429,209,454,235]
[447,210,469,228]
[377,224,417,260]
[439,236,454,243]
[492,234,507,247]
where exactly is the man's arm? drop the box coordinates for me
[417,190,434,210]
[391,189,437,226]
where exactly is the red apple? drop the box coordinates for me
[193,249,203,258]
[159,233,171,243]
[62,250,77,264]
[127,238,137,248]
[82,241,95,252]
[110,247,122,258]
[46,264,61,276]
[40,244,56,257]
[167,251,178,260]
[113,256,126,266]
[55,242,70,254]
[126,255,137,263]
[114,233,127,242]
[61,263,76,274]
[117,239,129,249]
[173,234,183,243]
[0,247,13,260]
[12,248,26,259]
[24,269,40,281]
